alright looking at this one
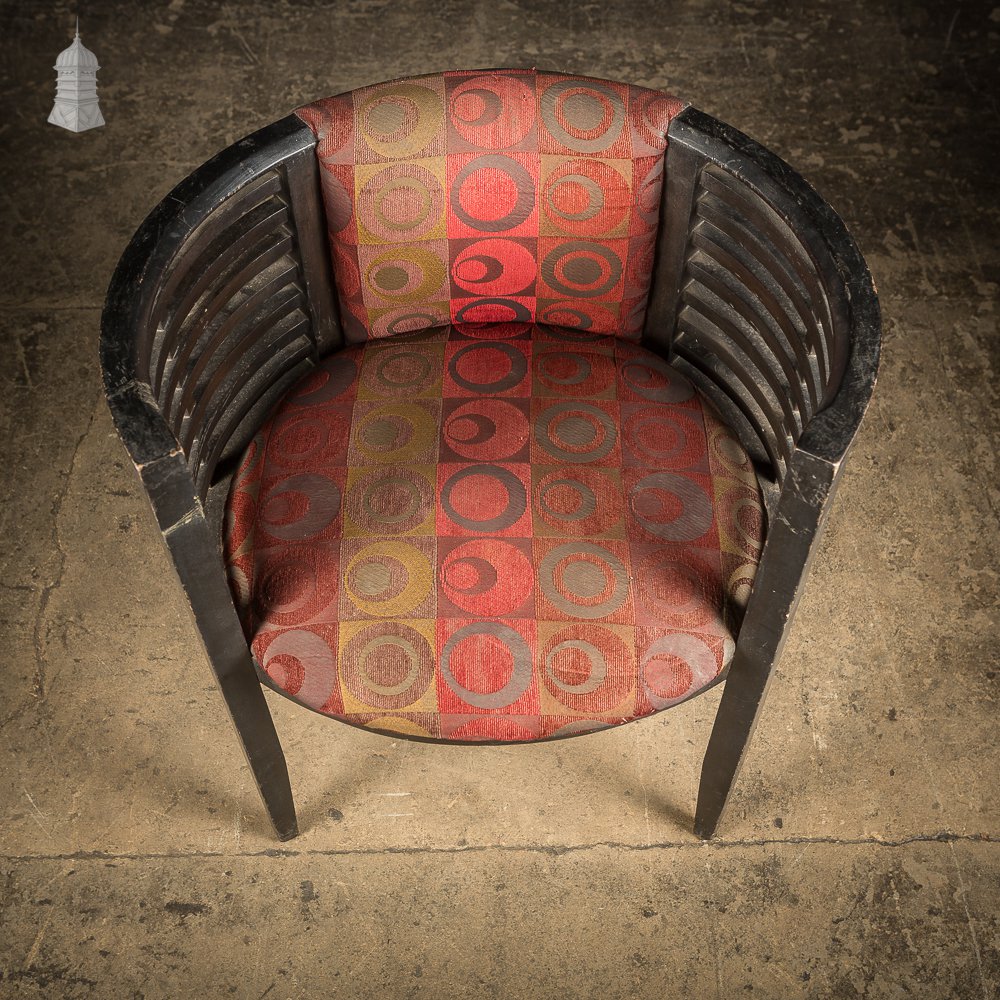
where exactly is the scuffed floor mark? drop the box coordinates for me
[949,842,989,1000]
[31,397,100,704]
[164,900,211,920]
[22,789,54,844]
[21,915,50,969]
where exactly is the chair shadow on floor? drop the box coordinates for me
[291,710,701,846]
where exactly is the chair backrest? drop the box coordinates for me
[296,70,686,343]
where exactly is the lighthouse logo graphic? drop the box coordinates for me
[49,18,105,133]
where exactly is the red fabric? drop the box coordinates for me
[224,324,764,744]
[296,71,686,342]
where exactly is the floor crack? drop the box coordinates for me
[30,399,99,704]
[1,830,995,864]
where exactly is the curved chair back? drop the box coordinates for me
[296,70,686,342]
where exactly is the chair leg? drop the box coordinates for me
[694,449,841,839]
[216,666,299,841]
[694,647,773,840]
[161,508,299,839]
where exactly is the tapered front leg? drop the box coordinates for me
[694,452,839,839]
[694,646,772,839]
[216,663,299,841]
[165,511,299,840]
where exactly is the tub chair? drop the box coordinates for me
[100,69,880,841]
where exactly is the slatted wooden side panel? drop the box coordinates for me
[670,162,844,486]
[101,119,339,540]
[136,147,334,500]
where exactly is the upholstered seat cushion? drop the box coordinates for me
[224,323,764,743]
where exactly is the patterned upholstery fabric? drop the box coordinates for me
[224,323,764,744]
[295,70,686,343]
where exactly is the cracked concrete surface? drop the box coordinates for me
[1,1,998,997]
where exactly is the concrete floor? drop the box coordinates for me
[1,0,998,997]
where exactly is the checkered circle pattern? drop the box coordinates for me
[295,70,686,343]
[225,324,765,743]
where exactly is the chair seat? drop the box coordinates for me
[224,323,764,743]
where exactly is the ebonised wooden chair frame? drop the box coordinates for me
[100,96,880,842]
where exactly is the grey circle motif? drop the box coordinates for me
[630,472,713,542]
[260,474,341,540]
[544,639,608,694]
[440,464,527,532]
[542,243,622,299]
[628,412,691,465]
[441,622,533,709]
[355,632,428,699]
[454,298,533,325]
[621,357,694,403]
[449,341,527,393]
[292,356,358,406]
[538,477,598,523]
[373,350,434,391]
[535,401,617,464]
[546,173,605,222]
[540,79,626,153]
[536,351,592,386]
[349,468,432,532]
[450,155,535,232]
[641,633,717,709]
[539,541,629,619]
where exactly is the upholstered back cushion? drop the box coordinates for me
[296,70,685,343]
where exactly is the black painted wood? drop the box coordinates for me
[100,114,343,840]
[653,107,880,839]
